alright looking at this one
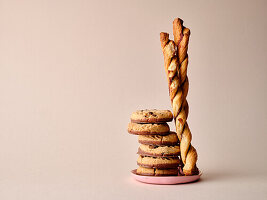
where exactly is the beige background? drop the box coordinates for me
[0,0,267,199]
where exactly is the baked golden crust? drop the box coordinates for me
[131,109,173,123]
[128,122,169,135]
[160,18,198,175]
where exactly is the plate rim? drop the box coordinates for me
[131,169,202,184]
[131,169,202,178]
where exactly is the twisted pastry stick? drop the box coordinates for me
[160,18,198,175]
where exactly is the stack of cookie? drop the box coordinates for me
[128,109,182,176]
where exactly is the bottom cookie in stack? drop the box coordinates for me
[136,166,179,176]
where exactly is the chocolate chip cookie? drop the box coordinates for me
[128,122,169,135]
[138,144,180,157]
[136,166,178,176]
[138,131,178,145]
[137,155,180,169]
[131,109,173,123]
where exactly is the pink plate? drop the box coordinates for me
[131,169,202,185]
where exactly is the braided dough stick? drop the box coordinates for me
[160,18,198,175]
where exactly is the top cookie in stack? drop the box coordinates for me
[128,109,182,176]
[130,109,173,123]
